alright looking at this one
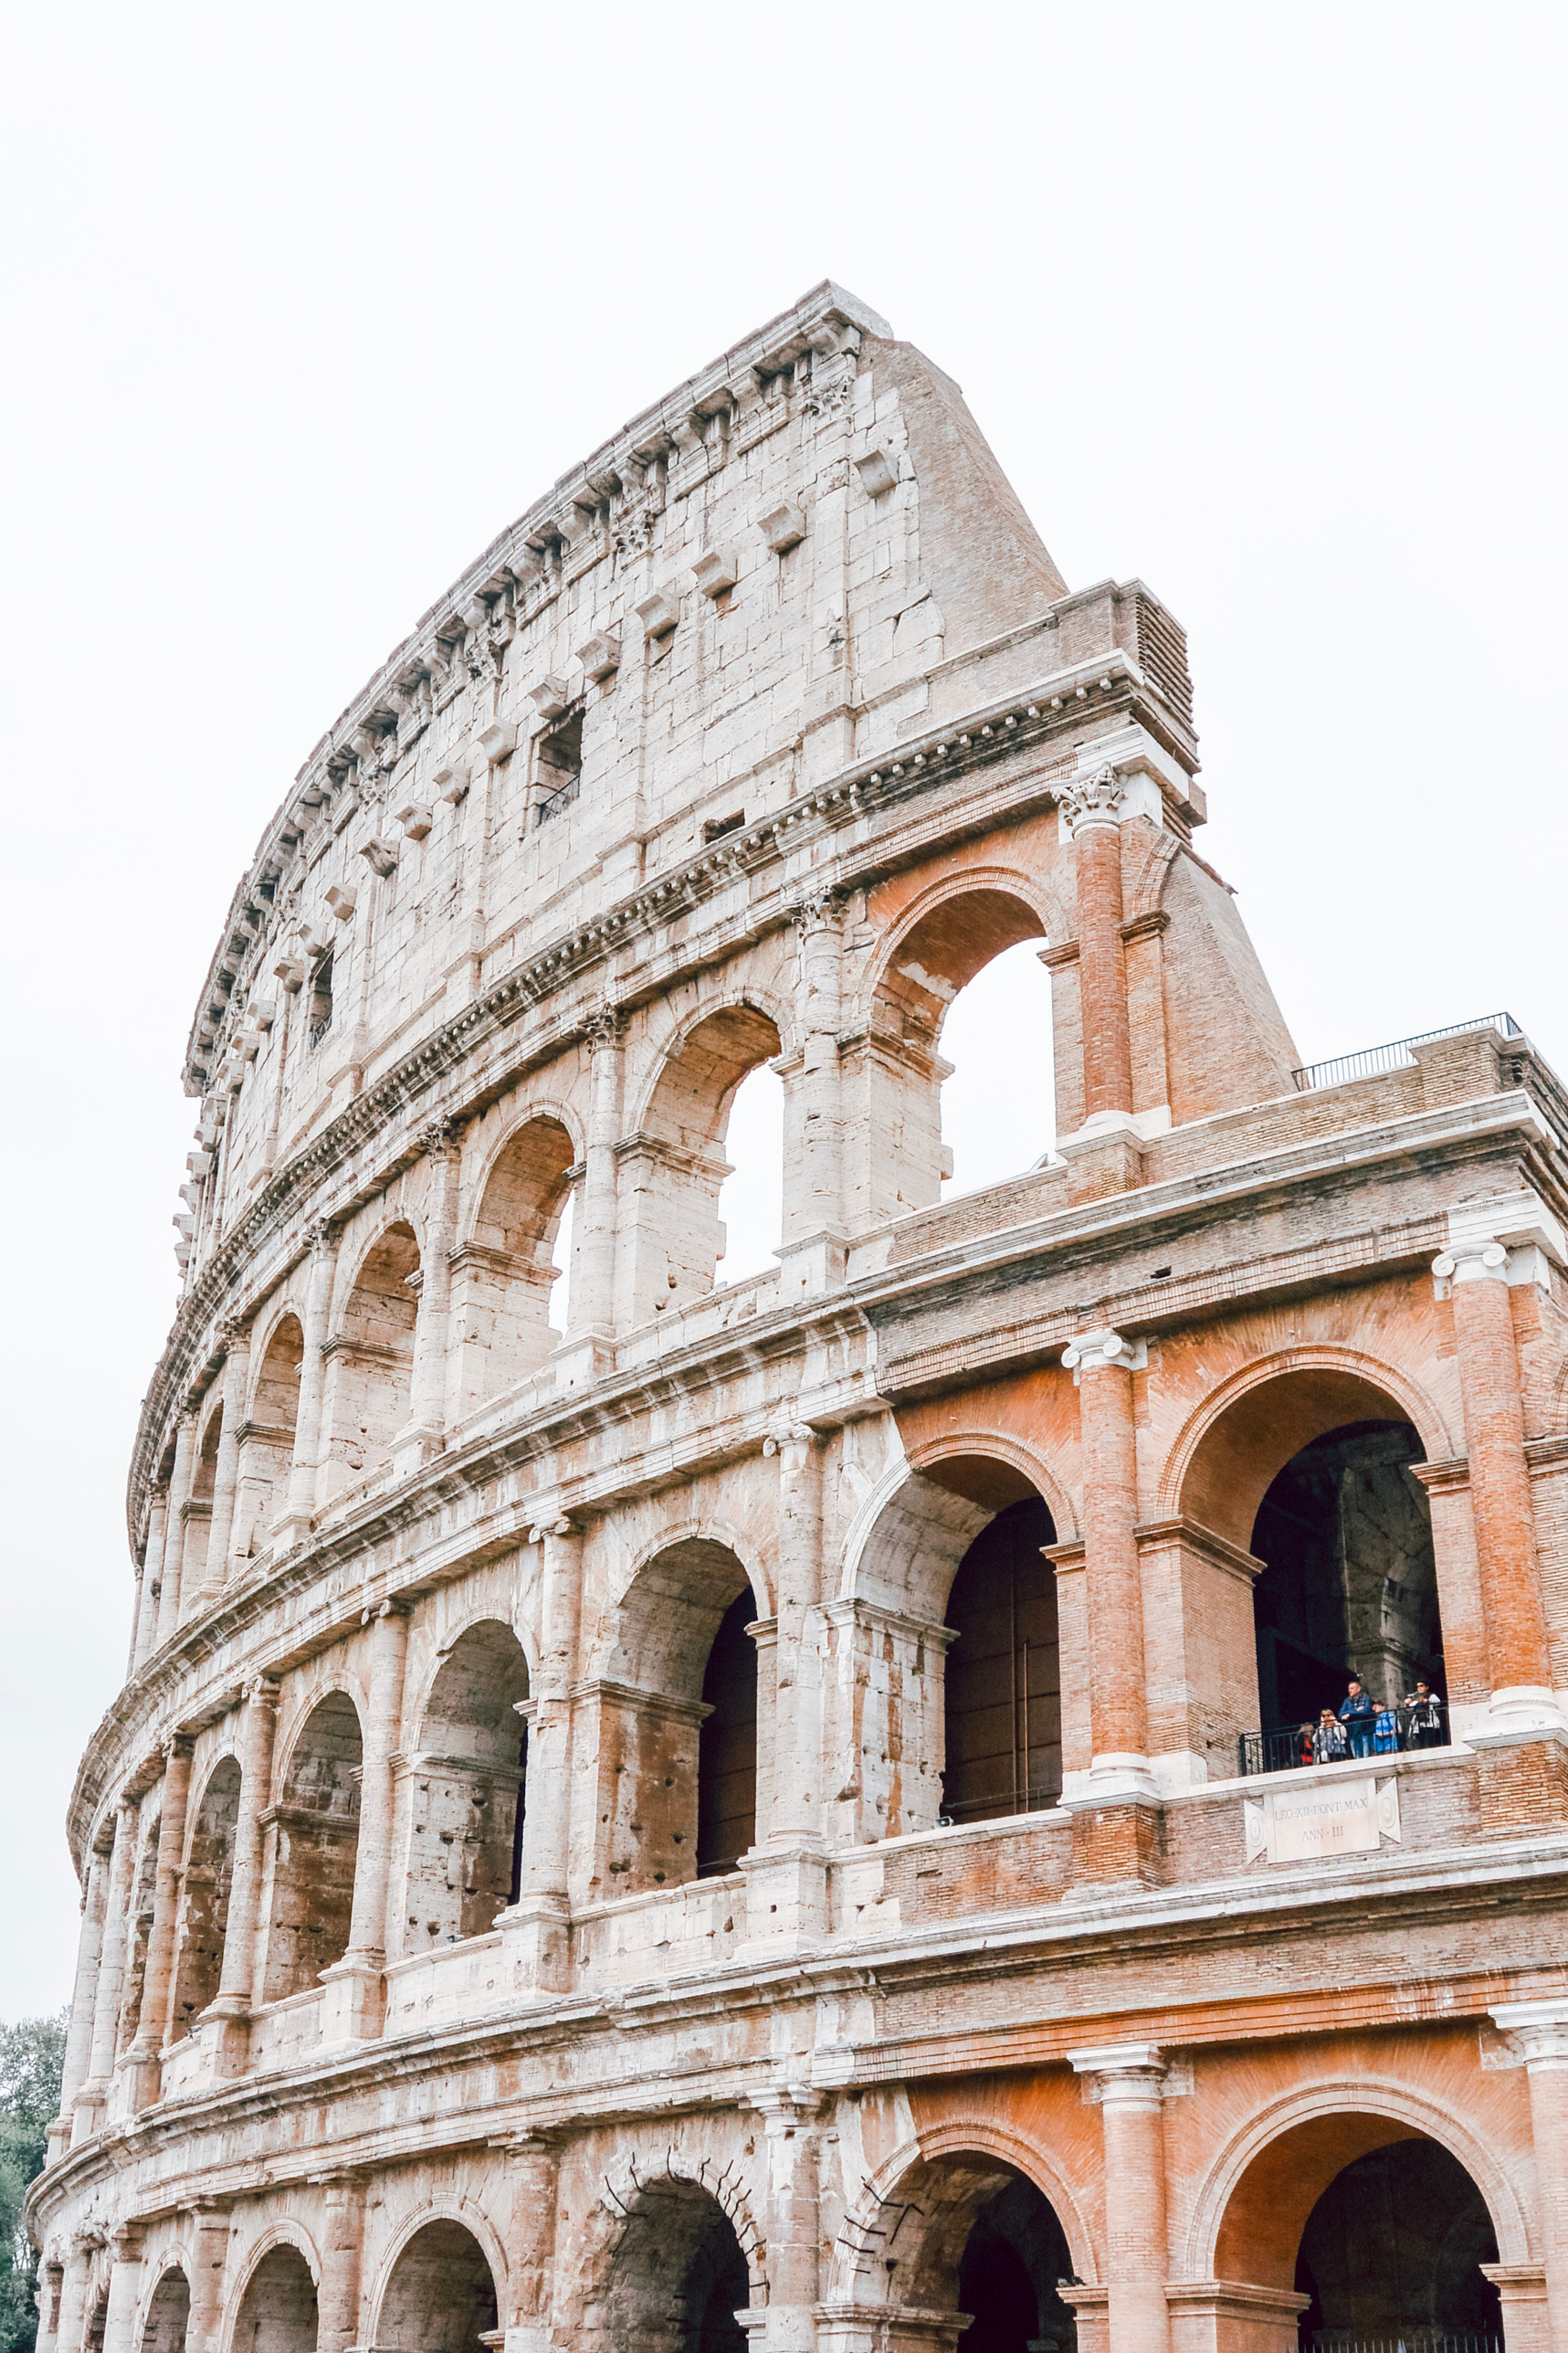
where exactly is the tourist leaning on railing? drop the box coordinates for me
[1313,1709,1350,1764]
[1403,1681,1447,1749]
[1338,1678,1377,1758]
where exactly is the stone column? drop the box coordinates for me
[52,2242,92,2353]
[780,892,847,1294]
[73,1799,138,2143]
[1061,770,1133,1119]
[323,1600,408,2040]
[766,1424,823,1842]
[1060,1330,1160,1881]
[314,2176,367,2353]
[200,1324,251,1601]
[203,1678,280,2070]
[572,1007,625,1346]
[496,2133,561,2353]
[405,1120,460,1451]
[1434,1243,1555,1715]
[1068,2043,1172,2353]
[121,1735,193,2110]
[750,2090,822,2353]
[1492,2000,1568,2346]
[49,1841,111,2161]
[100,2227,143,2353]
[132,1491,168,1672]
[279,1219,337,1543]
[35,2258,64,2353]
[158,1411,198,1641]
[181,2204,231,2353]
[507,1517,582,1991]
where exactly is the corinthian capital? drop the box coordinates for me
[584,1003,626,1050]
[1058,764,1126,834]
[791,887,846,937]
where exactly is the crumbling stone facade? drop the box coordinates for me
[27,282,1568,2352]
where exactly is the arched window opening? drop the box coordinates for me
[261,1693,363,2003]
[630,1004,783,1322]
[956,2172,1079,2353]
[85,2290,109,2353]
[938,934,1054,1197]
[714,1064,784,1287]
[868,889,1053,1223]
[139,2267,190,2353]
[114,1820,161,2058]
[1251,1419,1442,1766]
[181,1406,223,1595]
[1294,2138,1500,2343]
[376,2221,497,2353]
[231,2245,320,2353]
[942,1496,1061,1827]
[406,1621,530,1948]
[600,2178,751,2353]
[697,1588,759,1876]
[172,1757,241,2038]
[323,1223,420,1493]
[456,1119,577,1413]
[238,1314,303,1559]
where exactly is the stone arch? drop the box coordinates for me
[623,997,787,1324]
[588,2149,763,2353]
[450,1108,581,1409]
[247,1306,304,1436]
[1189,2076,1529,2295]
[260,1690,363,2002]
[905,1430,1079,1546]
[321,1218,421,1495]
[113,1807,163,2058]
[371,2210,503,2353]
[184,1396,225,1595]
[829,2128,1089,2331]
[861,865,1070,1021]
[171,1751,242,2037]
[225,2236,320,2353]
[403,1619,531,1947]
[137,2262,189,2353]
[588,1533,761,1896]
[1160,1345,1455,1544]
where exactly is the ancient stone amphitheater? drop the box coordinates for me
[27,283,1568,2353]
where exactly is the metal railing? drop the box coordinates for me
[1291,1013,1521,1093]
[1237,1721,1449,1776]
[1307,2334,1500,2351]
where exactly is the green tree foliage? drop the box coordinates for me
[0,2016,67,2353]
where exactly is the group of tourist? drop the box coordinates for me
[1298,1677,1447,1766]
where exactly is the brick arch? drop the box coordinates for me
[1186,2076,1530,2288]
[904,1430,1079,1546]
[1158,1344,1456,1552]
[860,866,1064,1043]
[368,2198,509,2337]
[829,2123,1096,2310]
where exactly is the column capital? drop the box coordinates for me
[584,1002,626,1050]
[1067,2041,1170,2101]
[1062,1328,1146,1376]
[791,885,847,935]
[1433,1241,1510,1288]
[528,1512,579,1544]
[159,1731,195,1767]
[243,1672,281,1709]
[417,1113,462,1158]
[215,1315,251,1355]
[1492,2000,1568,2064]
[1058,763,1128,834]
[763,1420,819,1471]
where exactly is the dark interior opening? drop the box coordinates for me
[697,1587,757,1875]
[942,1497,1061,1825]
[1292,2138,1500,2344]
[956,2171,1078,2353]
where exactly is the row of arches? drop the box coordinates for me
[95,2106,1508,2353]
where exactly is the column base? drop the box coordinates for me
[69,2083,107,2146]
[269,1509,316,1551]
[1475,1735,1568,1833]
[391,1423,446,1477]
[1060,1798,1164,1890]
[496,1899,572,1996]
[773,1229,848,1302]
[551,1334,616,1393]
[317,1955,387,2046]
[735,1843,830,1958]
[192,1997,253,2077]
[45,2115,71,2166]
[1163,2278,1309,2352]
[117,2041,167,2113]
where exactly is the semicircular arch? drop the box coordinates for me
[459,1099,584,1253]
[863,863,1068,1014]
[830,2122,1097,2308]
[367,2200,509,2340]
[627,989,792,1145]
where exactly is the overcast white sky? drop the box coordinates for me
[2,2,1563,2021]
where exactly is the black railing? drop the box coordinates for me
[1291,1012,1520,1092]
[1308,2333,1500,2351]
[1239,1721,1450,1777]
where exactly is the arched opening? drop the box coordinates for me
[322,1222,420,1494]
[230,2244,319,2353]
[942,1493,1061,1826]
[139,2265,189,2353]
[939,935,1055,1198]
[626,1004,784,1323]
[1214,2115,1501,2346]
[866,887,1053,1223]
[589,1539,757,1897]
[85,2288,109,2353]
[376,2220,498,2353]
[260,1693,363,2003]
[697,1588,759,1875]
[453,1116,577,1413]
[714,1063,784,1288]
[599,2177,752,2353]
[253,1315,303,1439]
[840,2151,1079,2353]
[1251,1420,1441,1761]
[171,1755,241,2037]
[182,1403,223,1594]
[114,1818,161,2057]
[237,1314,304,1557]
[406,1620,530,1948]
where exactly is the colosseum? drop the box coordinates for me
[26,280,1568,2353]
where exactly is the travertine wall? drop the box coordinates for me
[30,283,1568,2353]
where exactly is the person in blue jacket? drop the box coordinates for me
[1338,1677,1376,1759]
[1373,1698,1402,1754]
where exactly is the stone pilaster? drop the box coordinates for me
[505,1516,582,1990]
[777,893,847,1298]
[201,1321,250,1600]
[201,1676,280,2070]
[404,1120,460,1461]
[132,1490,167,1672]
[180,2203,231,2353]
[279,1219,337,1543]
[494,2132,562,2353]
[121,1734,194,2111]
[72,1799,138,2143]
[100,2226,143,2353]
[571,1008,625,1352]
[1068,2042,1172,2353]
[1492,2000,1568,2347]
[313,2177,366,2353]
[322,1601,407,2041]
[158,1410,198,1638]
[49,1840,111,2161]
